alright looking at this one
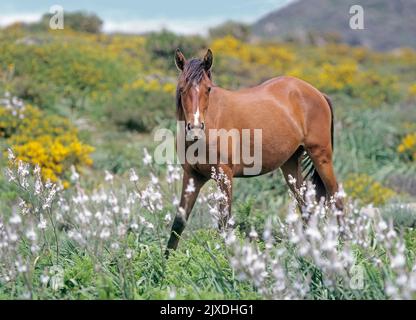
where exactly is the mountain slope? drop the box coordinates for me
[253,0,416,51]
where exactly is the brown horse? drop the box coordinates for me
[166,48,342,255]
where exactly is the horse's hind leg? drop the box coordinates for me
[303,94,343,211]
[281,147,304,205]
[305,143,343,211]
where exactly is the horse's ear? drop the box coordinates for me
[175,48,186,71]
[203,49,213,71]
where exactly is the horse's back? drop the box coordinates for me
[215,75,328,133]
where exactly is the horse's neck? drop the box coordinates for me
[206,87,229,126]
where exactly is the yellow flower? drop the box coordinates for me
[408,84,416,99]
[397,132,416,160]
[1,103,94,186]
[344,174,395,206]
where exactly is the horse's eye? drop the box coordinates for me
[207,87,212,94]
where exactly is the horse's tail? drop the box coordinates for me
[302,94,334,199]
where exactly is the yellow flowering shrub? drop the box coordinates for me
[211,36,296,73]
[210,36,402,106]
[397,132,416,161]
[288,61,358,92]
[125,78,176,95]
[318,62,357,90]
[1,102,94,186]
[408,84,416,100]
[344,174,396,206]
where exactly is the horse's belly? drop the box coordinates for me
[232,143,299,177]
[240,116,303,176]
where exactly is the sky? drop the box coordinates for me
[0,0,295,34]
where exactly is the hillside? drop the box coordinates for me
[253,0,416,51]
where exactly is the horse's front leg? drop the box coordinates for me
[165,170,207,257]
[216,166,233,230]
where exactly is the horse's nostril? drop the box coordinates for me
[201,122,205,130]
[187,122,192,131]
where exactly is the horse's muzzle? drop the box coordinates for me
[186,122,205,140]
[187,128,205,141]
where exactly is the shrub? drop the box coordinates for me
[0,96,93,186]
[408,84,416,100]
[351,71,401,107]
[145,30,207,69]
[105,78,175,132]
[34,11,103,34]
[211,36,295,70]
[210,36,401,107]
[0,39,132,111]
[397,132,416,161]
[209,21,252,41]
[344,173,396,206]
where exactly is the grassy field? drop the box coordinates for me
[1,17,416,299]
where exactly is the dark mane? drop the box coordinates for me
[176,58,212,110]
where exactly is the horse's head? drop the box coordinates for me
[175,48,213,140]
